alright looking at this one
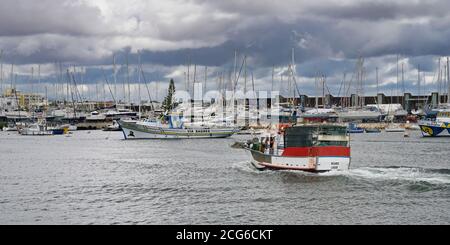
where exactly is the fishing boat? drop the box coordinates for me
[418,109,450,136]
[118,115,239,139]
[241,124,350,172]
[347,122,364,133]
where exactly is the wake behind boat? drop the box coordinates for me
[118,115,239,139]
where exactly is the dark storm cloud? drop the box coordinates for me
[310,1,450,21]
[1,0,450,96]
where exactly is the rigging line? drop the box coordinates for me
[70,70,83,103]
[139,64,155,111]
[101,68,116,104]
[66,70,77,118]
[233,55,246,92]
[288,65,302,99]
[337,73,346,98]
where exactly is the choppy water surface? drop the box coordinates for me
[1,130,449,224]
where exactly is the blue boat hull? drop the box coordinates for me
[51,129,65,135]
[419,124,450,137]
[347,129,364,133]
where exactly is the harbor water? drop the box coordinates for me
[1,130,449,224]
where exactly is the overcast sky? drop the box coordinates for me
[1,0,450,101]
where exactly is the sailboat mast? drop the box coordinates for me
[113,54,117,104]
[438,58,441,96]
[10,63,14,90]
[402,62,405,95]
[31,67,34,108]
[396,54,399,104]
[447,57,450,104]
[376,67,379,95]
[271,65,274,92]
[187,56,190,93]
[193,64,196,96]
[418,65,421,96]
[322,75,325,107]
[244,56,247,94]
[204,66,207,93]
[315,75,318,109]
[138,51,141,119]
[0,50,3,94]
[38,64,41,98]
[126,52,130,105]
[233,50,237,86]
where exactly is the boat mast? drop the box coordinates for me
[322,75,325,108]
[244,56,247,94]
[0,50,3,95]
[126,52,130,106]
[271,65,274,92]
[233,49,237,90]
[67,70,76,118]
[193,64,196,97]
[376,67,379,95]
[96,74,99,104]
[396,54,399,104]
[401,62,405,95]
[137,50,141,120]
[113,54,117,105]
[31,67,34,109]
[315,74,318,109]
[438,58,441,98]
[38,64,41,99]
[10,63,14,91]
[187,55,190,93]
[204,66,207,93]
[418,65,421,96]
[447,57,450,104]
[139,62,155,111]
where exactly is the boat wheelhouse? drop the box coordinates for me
[243,124,350,172]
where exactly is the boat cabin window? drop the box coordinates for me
[284,126,348,147]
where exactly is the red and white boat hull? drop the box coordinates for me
[245,146,350,172]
